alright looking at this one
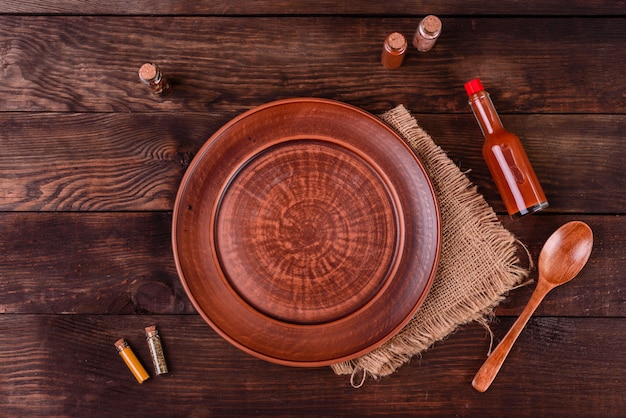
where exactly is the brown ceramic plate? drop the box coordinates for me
[172,98,440,367]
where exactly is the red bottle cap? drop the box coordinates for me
[464,78,484,96]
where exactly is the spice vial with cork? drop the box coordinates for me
[114,338,150,383]
[413,15,442,52]
[145,325,168,375]
[381,32,407,69]
[138,62,169,95]
[464,78,548,217]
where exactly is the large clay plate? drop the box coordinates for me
[172,98,441,367]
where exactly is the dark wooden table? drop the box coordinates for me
[1,2,624,416]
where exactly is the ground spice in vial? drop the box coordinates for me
[145,325,168,375]
[114,338,150,383]
[413,15,442,52]
[138,62,169,95]
[381,32,407,69]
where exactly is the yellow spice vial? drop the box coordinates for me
[114,338,150,383]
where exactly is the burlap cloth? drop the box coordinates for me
[331,105,529,386]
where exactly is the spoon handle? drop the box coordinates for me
[472,279,553,392]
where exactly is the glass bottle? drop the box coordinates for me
[145,325,168,375]
[114,338,150,383]
[381,32,407,69]
[413,15,442,52]
[138,62,169,95]
[464,78,548,217]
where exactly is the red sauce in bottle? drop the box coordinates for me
[465,78,548,217]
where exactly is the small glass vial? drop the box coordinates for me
[138,63,169,95]
[413,15,442,52]
[145,325,168,375]
[465,78,549,217]
[114,338,150,383]
[381,32,407,69]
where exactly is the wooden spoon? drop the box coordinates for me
[472,221,594,392]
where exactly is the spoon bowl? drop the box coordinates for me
[539,221,594,286]
[472,221,593,392]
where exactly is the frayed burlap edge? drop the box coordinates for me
[330,105,530,387]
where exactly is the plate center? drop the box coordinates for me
[215,139,400,325]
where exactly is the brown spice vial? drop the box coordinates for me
[381,32,407,69]
[138,62,169,95]
[413,15,442,52]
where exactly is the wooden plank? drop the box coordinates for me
[0,17,624,114]
[0,213,622,316]
[417,114,626,215]
[1,113,624,213]
[0,212,196,315]
[0,0,624,16]
[0,113,208,211]
[1,314,625,416]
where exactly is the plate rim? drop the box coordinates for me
[172,97,441,366]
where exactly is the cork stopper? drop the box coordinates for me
[145,325,158,337]
[138,63,158,82]
[386,32,407,51]
[422,15,442,36]
[114,338,128,352]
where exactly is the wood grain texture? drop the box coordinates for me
[1,113,624,212]
[0,212,195,315]
[419,114,626,214]
[0,17,625,113]
[1,314,625,416]
[0,213,622,317]
[1,4,624,415]
[0,113,205,211]
[1,0,625,15]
